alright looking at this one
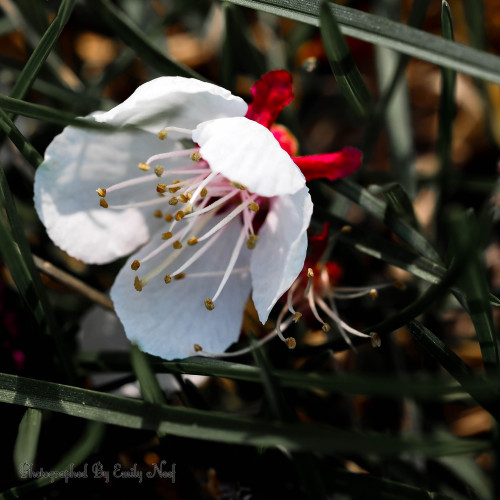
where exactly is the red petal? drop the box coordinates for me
[306,222,330,266]
[293,147,362,181]
[245,70,294,129]
[271,124,299,156]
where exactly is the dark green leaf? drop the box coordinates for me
[13,408,42,476]
[226,0,500,85]
[319,1,373,118]
[0,371,487,456]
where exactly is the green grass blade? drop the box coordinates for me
[9,0,77,103]
[448,208,499,374]
[76,352,500,402]
[437,1,456,200]
[314,207,444,284]
[319,0,373,118]
[408,320,500,421]
[88,0,204,81]
[362,0,430,175]
[0,95,123,130]
[0,165,75,383]
[0,371,488,457]
[0,108,42,168]
[130,344,167,406]
[2,421,105,499]
[13,408,42,476]
[221,3,267,91]
[330,178,442,263]
[368,183,420,228]
[226,0,500,85]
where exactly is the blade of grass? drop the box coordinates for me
[368,183,420,228]
[221,3,267,91]
[319,0,373,119]
[8,0,77,103]
[408,320,500,421]
[13,408,42,477]
[437,1,456,202]
[226,0,500,85]
[130,345,166,405]
[362,0,431,173]
[0,165,76,383]
[130,344,168,439]
[75,352,500,403]
[329,178,442,263]
[448,208,499,374]
[0,95,127,130]
[88,0,205,81]
[0,108,42,169]
[2,420,105,499]
[0,371,488,457]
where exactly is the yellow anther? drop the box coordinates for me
[204,298,215,310]
[231,182,247,190]
[179,194,188,203]
[162,231,173,240]
[99,198,109,208]
[249,202,260,212]
[131,260,140,271]
[175,210,185,221]
[193,344,203,352]
[154,209,162,218]
[168,197,179,206]
[134,276,143,291]
[307,268,314,278]
[293,312,302,323]
[173,240,182,249]
[341,225,352,233]
[183,203,193,215]
[246,234,258,250]
[322,323,331,332]
[157,183,167,194]
[138,162,150,171]
[154,166,164,177]
[157,129,168,140]
[169,180,181,193]
[285,337,297,349]
[370,332,381,348]
[188,237,198,246]
[369,289,378,300]
[186,192,192,200]
[96,188,106,197]
[174,273,186,280]
[164,274,172,284]
[190,152,202,162]
[200,187,208,198]
[165,214,173,222]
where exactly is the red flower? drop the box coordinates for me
[246,70,362,182]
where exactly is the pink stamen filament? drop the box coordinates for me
[145,147,199,165]
[211,225,247,303]
[169,224,229,277]
[183,188,240,219]
[316,296,370,339]
[197,193,259,243]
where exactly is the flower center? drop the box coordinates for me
[96,126,263,311]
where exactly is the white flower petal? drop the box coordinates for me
[94,77,248,132]
[250,186,313,322]
[192,117,305,196]
[34,125,185,264]
[110,216,252,360]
